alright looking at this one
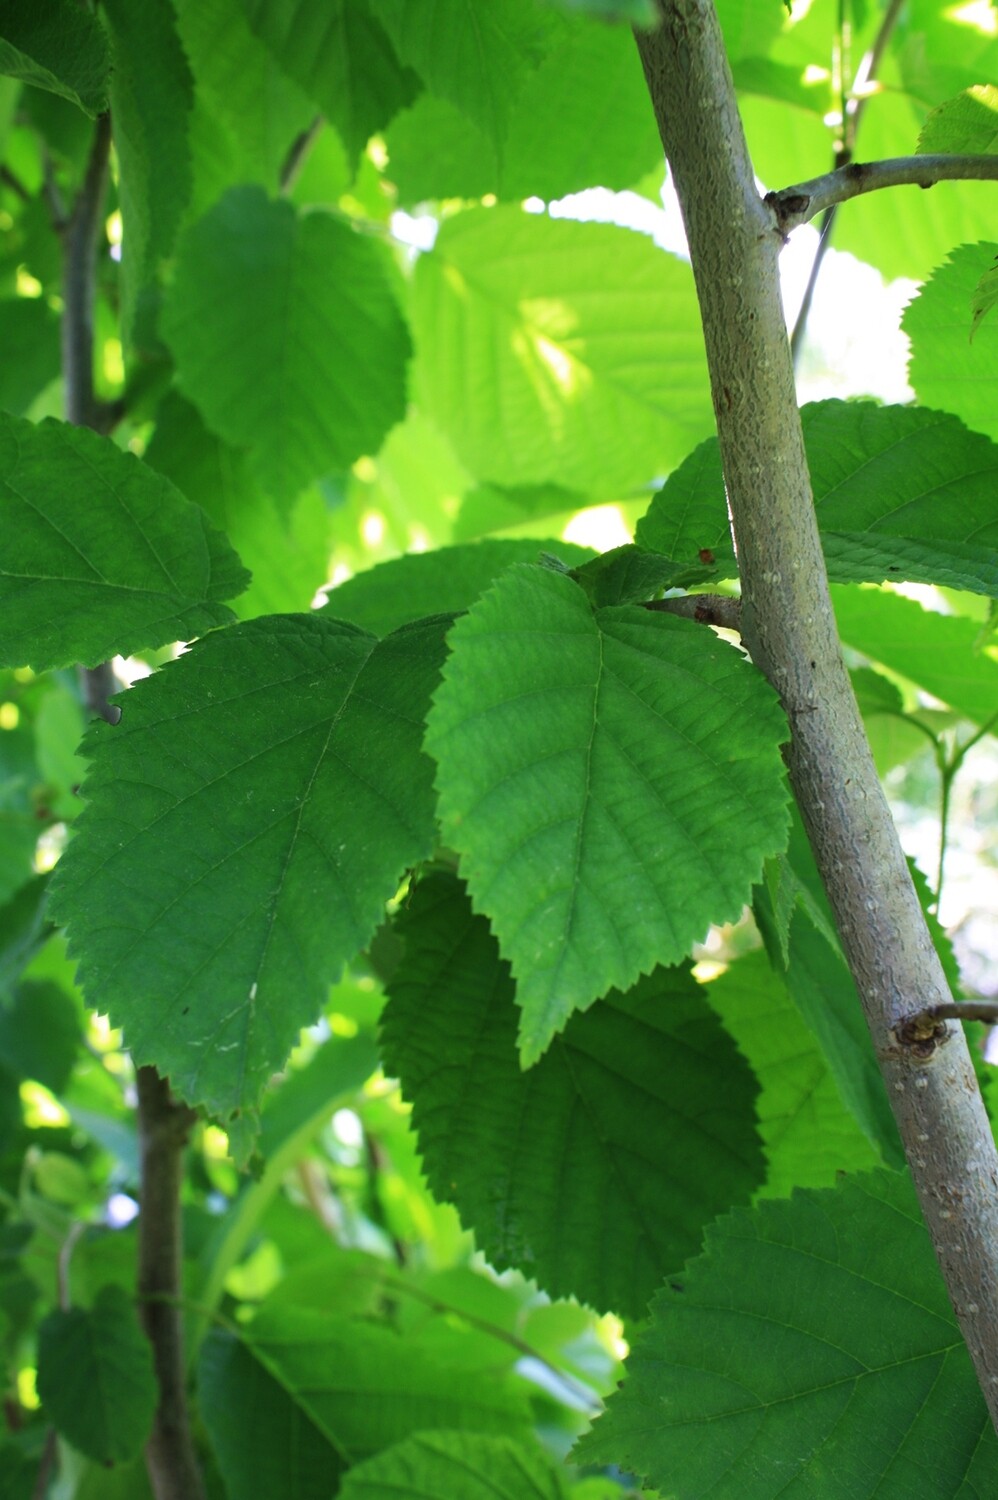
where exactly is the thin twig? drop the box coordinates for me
[0,164,29,203]
[30,1431,58,1500]
[136,1067,206,1500]
[280,115,323,194]
[772,154,998,233]
[62,113,111,431]
[930,1002,998,1024]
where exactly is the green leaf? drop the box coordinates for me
[50,613,448,1122]
[382,874,764,1316]
[905,244,998,439]
[320,538,594,637]
[972,253,998,340]
[200,1311,530,1492]
[918,84,998,154]
[832,584,998,729]
[571,545,708,606]
[639,400,998,595]
[0,876,49,1003]
[412,207,714,497]
[238,0,419,164]
[144,392,333,620]
[163,187,411,503]
[0,413,248,671]
[541,0,656,23]
[755,810,905,1168]
[0,298,60,415]
[174,0,316,213]
[426,565,789,1063]
[574,1170,998,1497]
[369,0,553,146]
[707,948,880,1197]
[101,0,193,350]
[198,1327,343,1500]
[339,1430,574,1499]
[36,1284,156,1465]
[0,980,80,1093]
[0,0,110,116]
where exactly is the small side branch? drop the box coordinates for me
[137,1068,206,1500]
[61,113,111,431]
[642,593,742,631]
[770,154,998,235]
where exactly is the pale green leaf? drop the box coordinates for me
[239,0,419,163]
[706,949,880,1197]
[163,187,410,504]
[638,400,998,596]
[174,0,316,214]
[339,1431,574,1500]
[835,93,998,282]
[426,565,789,1062]
[832,584,998,729]
[453,480,586,541]
[102,0,193,351]
[918,84,998,154]
[320,538,593,637]
[0,413,248,671]
[412,206,713,497]
[50,614,447,1121]
[0,0,110,115]
[574,1170,998,1497]
[906,244,998,438]
[369,0,553,144]
[383,874,763,1316]
[755,810,905,1168]
[37,1284,156,1465]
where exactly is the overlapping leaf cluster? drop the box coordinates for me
[1,0,998,1496]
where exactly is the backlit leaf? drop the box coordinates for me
[412,207,713,497]
[339,1431,575,1500]
[426,564,789,1062]
[905,244,998,437]
[918,84,998,154]
[163,186,410,504]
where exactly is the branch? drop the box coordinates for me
[637,0,998,1429]
[641,593,742,631]
[61,114,111,431]
[137,1068,206,1500]
[771,155,998,234]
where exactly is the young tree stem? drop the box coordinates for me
[58,112,207,1497]
[636,0,998,1427]
[137,1068,206,1500]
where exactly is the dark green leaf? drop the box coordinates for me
[199,1329,343,1500]
[0,413,248,671]
[0,298,59,415]
[36,1284,156,1464]
[382,874,764,1316]
[239,0,419,164]
[905,244,998,439]
[102,0,193,350]
[0,877,49,1004]
[574,1170,998,1497]
[412,207,713,496]
[0,980,80,1093]
[320,538,594,637]
[51,614,447,1121]
[426,565,789,1062]
[0,0,110,115]
[639,400,998,595]
[571,545,702,606]
[163,187,410,503]
[339,1430,574,1499]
